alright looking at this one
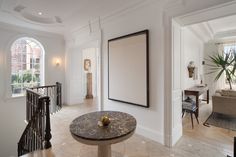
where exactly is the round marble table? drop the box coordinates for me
[70,111,136,157]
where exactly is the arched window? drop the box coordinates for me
[11,37,45,97]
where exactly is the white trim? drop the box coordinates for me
[163,14,173,147]
[214,29,236,39]
[175,1,236,26]
[5,36,45,99]
[136,125,164,144]
[171,123,182,146]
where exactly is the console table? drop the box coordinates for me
[70,111,136,157]
[184,85,209,118]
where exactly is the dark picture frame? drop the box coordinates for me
[108,30,149,108]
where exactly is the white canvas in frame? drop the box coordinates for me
[108,30,149,108]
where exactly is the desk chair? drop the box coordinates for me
[182,97,199,129]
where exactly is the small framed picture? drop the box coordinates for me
[84,59,91,71]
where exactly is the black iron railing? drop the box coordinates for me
[30,82,62,115]
[18,82,62,156]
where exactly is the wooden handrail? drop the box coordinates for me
[30,84,57,89]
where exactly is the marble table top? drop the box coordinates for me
[70,111,136,141]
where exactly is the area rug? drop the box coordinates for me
[203,112,236,131]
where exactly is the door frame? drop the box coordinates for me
[164,1,236,146]
[81,40,101,108]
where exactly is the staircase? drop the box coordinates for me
[17,82,62,156]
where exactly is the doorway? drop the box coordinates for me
[166,0,236,147]
[65,30,102,110]
[167,1,236,155]
[82,45,99,107]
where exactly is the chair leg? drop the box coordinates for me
[194,112,199,124]
[190,113,194,129]
[182,110,185,118]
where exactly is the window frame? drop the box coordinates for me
[223,43,236,88]
[7,37,45,98]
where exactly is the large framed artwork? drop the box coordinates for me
[108,30,149,108]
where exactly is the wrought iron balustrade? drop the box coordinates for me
[18,82,62,156]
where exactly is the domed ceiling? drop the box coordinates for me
[0,0,148,34]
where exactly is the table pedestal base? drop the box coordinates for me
[98,145,111,157]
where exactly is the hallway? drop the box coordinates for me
[21,99,235,157]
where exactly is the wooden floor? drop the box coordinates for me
[22,99,236,157]
[182,100,236,156]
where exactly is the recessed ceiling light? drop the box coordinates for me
[38,12,42,15]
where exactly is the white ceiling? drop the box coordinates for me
[0,0,148,35]
[188,14,236,42]
[208,14,236,34]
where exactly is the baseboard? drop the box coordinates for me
[136,125,164,145]
[171,123,182,146]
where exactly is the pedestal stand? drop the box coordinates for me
[86,72,93,99]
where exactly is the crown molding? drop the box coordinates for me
[176,1,236,26]
[67,0,158,36]
[214,29,236,39]
[0,10,65,35]
[0,20,64,39]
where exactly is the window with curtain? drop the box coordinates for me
[223,43,236,87]
[11,37,45,97]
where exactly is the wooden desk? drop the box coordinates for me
[184,85,209,118]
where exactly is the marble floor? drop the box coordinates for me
[22,99,236,157]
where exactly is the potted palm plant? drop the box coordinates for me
[206,51,236,90]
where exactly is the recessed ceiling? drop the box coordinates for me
[0,0,148,35]
[208,14,236,35]
[187,14,236,42]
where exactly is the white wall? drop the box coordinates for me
[65,46,84,105]
[0,22,65,157]
[181,27,204,91]
[101,2,165,143]
[204,41,222,96]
